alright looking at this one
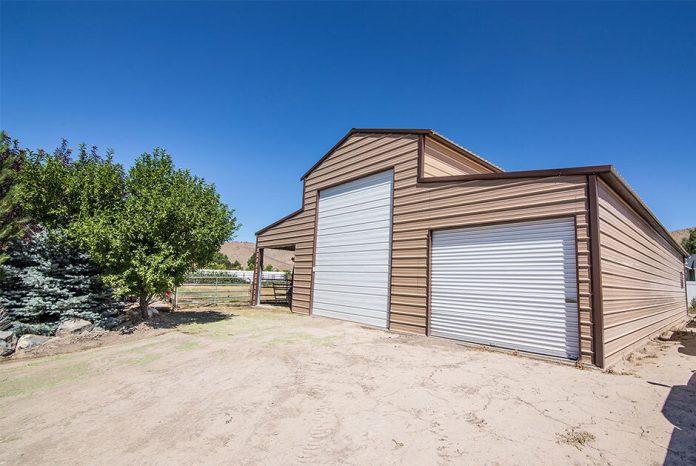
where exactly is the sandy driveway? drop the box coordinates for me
[1,307,694,465]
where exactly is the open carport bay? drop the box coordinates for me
[0,307,694,465]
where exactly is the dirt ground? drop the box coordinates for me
[1,307,694,465]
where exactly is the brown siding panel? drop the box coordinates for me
[422,136,494,177]
[597,179,687,366]
[257,132,596,363]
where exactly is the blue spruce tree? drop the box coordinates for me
[0,230,121,335]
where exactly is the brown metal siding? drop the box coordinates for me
[596,179,687,366]
[256,210,311,250]
[392,176,594,361]
[256,133,595,361]
[422,137,494,177]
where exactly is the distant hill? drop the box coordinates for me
[219,241,294,271]
[671,227,694,247]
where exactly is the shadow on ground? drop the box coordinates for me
[662,322,696,465]
[144,310,235,329]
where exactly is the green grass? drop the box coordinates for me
[0,361,91,398]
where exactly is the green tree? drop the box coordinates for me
[0,230,121,335]
[264,264,274,272]
[92,149,238,315]
[681,229,696,255]
[205,251,234,270]
[19,143,238,317]
[0,132,28,265]
[231,260,242,270]
[247,252,256,270]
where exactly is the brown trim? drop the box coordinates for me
[307,166,398,193]
[420,165,613,183]
[426,229,432,336]
[255,208,303,236]
[386,172,396,331]
[424,213,579,233]
[572,214,583,361]
[587,175,605,368]
[308,190,320,316]
[417,134,425,181]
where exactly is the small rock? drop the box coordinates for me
[0,330,15,343]
[0,330,18,356]
[16,334,51,350]
[0,330,17,356]
[56,318,93,336]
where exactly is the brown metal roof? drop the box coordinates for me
[300,128,502,180]
[261,128,685,258]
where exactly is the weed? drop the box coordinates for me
[556,427,596,450]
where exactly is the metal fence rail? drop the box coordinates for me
[175,270,291,308]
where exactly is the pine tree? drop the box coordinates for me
[0,230,122,335]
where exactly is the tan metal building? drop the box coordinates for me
[252,129,688,368]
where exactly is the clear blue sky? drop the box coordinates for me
[2,1,695,242]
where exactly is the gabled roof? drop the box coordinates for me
[300,128,503,180]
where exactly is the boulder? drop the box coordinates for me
[0,330,17,356]
[56,318,93,336]
[16,334,51,350]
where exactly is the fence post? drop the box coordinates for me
[251,247,264,306]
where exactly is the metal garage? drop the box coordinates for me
[253,128,688,368]
[311,170,394,328]
[430,218,580,359]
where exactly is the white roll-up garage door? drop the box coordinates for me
[311,171,393,328]
[431,218,580,359]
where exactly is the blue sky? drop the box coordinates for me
[2,1,695,242]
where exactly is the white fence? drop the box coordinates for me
[190,268,287,283]
[687,281,696,305]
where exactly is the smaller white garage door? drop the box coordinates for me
[311,171,394,328]
[431,218,580,359]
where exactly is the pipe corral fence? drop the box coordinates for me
[175,269,291,308]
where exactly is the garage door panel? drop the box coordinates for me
[432,329,576,358]
[312,170,393,328]
[431,218,580,359]
[319,196,391,217]
[317,219,392,236]
[430,304,581,329]
[313,230,389,247]
[309,305,387,328]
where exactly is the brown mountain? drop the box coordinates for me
[671,227,694,247]
[219,241,294,271]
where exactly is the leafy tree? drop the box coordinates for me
[205,251,234,270]
[264,264,274,272]
[231,260,242,270]
[19,143,238,317]
[681,229,696,255]
[247,252,256,270]
[20,141,125,234]
[0,230,121,335]
[0,132,28,265]
[87,149,238,315]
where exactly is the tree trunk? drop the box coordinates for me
[139,296,149,319]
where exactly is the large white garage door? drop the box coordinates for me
[431,218,580,359]
[312,171,393,328]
